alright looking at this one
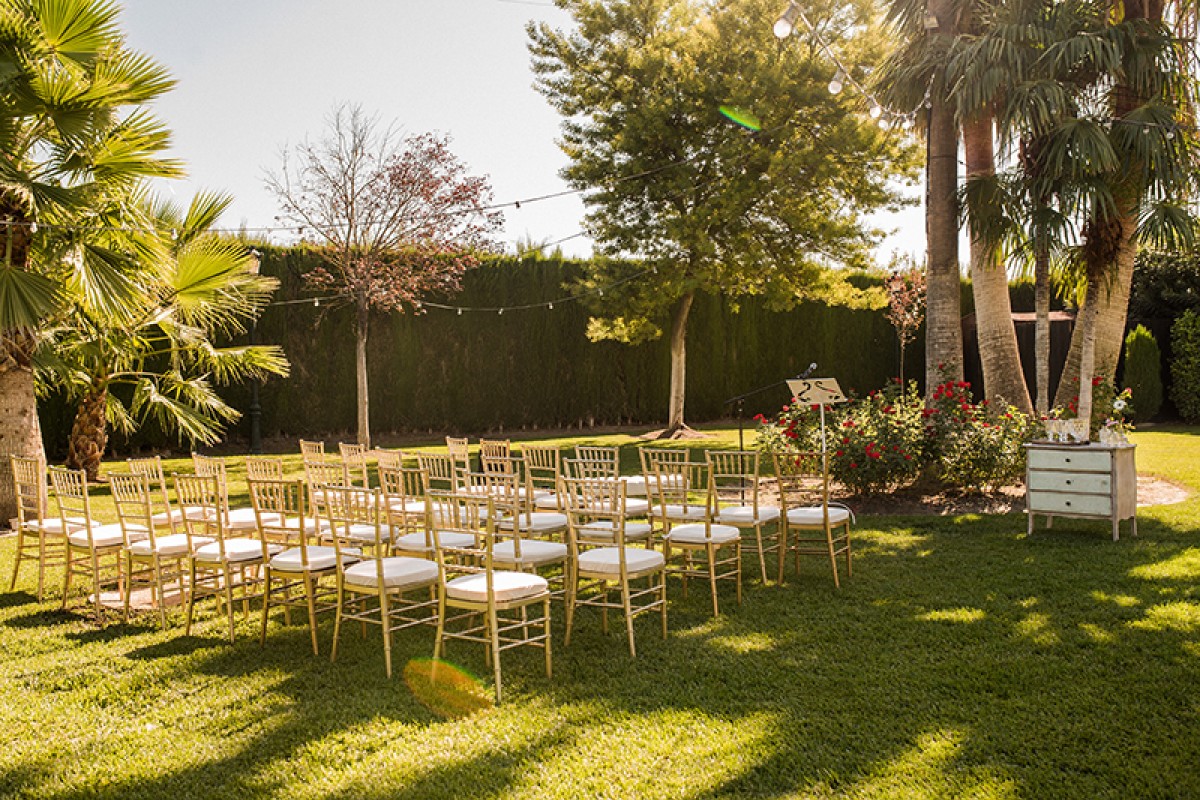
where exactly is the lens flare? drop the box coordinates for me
[403,658,493,718]
[718,105,762,132]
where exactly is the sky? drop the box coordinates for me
[119,0,925,263]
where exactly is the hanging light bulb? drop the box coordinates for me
[29,222,37,234]
[498,308,504,316]
[457,308,463,316]
[548,302,554,310]
[773,2,800,39]
[869,102,883,120]
[313,298,320,308]
[827,69,845,95]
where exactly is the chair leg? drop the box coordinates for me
[489,606,503,704]
[735,545,743,605]
[845,523,853,576]
[223,565,237,644]
[90,551,104,626]
[304,574,320,656]
[185,561,198,636]
[432,591,447,661]
[543,596,552,679]
[707,543,720,617]
[260,570,273,646]
[659,571,668,639]
[331,577,345,664]
[776,523,788,585]
[154,557,168,630]
[380,590,393,678]
[8,529,24,591]
[827,529,840,589]
[123,552,134,625]
[62,547,75,610]
[622,581,636,658]
[564,568,577,648]
[753,526,767,583]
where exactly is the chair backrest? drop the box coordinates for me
[638,447,688,477]
[175,473,230,555]
[48,466,103,547]
[560,474,632,550]
[772,451,830,516]
[303,459,345,492]
[706,450,763,510]
[522,444,561,491]
[249,477,315,566]
[431,492,501,602]
[128,456,179,534]
[563,457,616,480]
[375,448,405,470]
[573,445,619,474]
[245,456,285,481]
[10,455,47,527]
[479,438,511,461]
[445,436,471,472]
[649,459,714,521]
[338,442,370,487]
[378,463,425,539]
[320,484,384,574]
[299,439,326,460]
[110,473,160,550]
[417,452,460,494]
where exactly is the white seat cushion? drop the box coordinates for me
[27,516,94,535]
[578,547,665,576]
[387,498,426,515]
[499,512,568,533]
[665,523,740,545]
[128,533,213,557]
[663,504,709,521]
[533,494,561,511]
[394,530,476,552]
[337,522,391,544]
[194,538,279,563]
[578,520,653,543]
[225,506,275,531]
[271,545,357,572]
[716,505,781,525]
[274,516,330,535]
[786,506,851,526]
[620,475,649,496]
[623,498,651,516]
[445,570,549,604]
[492,539,568,566]
[343,556,438,590]
[68,523,145,549]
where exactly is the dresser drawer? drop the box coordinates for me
[1027,448,1112,473]
[1027,471,1112,494]
[1027,491,1112,516]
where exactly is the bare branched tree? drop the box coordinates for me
[267,104,502,447]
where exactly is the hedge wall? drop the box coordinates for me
[213,248,908,440]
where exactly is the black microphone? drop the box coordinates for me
[797,362,818,380]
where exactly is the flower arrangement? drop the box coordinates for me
[1100,387,1134,444]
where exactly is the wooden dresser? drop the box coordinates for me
[1024,442,1137,541]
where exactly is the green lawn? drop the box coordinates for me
[1,428,1198,799]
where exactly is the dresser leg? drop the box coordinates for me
[1112,517,1119,542]
[1027,512,1033,536]
[1046,515,1053,530]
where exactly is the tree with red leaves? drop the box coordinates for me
[268,104,503,447]
[885,260,926,385]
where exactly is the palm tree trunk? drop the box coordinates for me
[66,386,108,482]
[963,115,1033,413]
[924,78,964,395]
[355,303,371,450]
[1075,275,1101,434]
[1034,237,1051,415]
[0,336,46,522]
[664,290,695,436]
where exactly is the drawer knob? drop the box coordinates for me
[1065,480,1072,486]
[1065,501,1072,507]
[1065,458,1072,464]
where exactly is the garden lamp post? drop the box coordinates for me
[247,249,263,455]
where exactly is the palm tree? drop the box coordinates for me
[46,192,289,480]
[876,0,966,395]
[0,0,182,511]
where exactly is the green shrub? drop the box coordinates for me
[1122,325,1162,422]
[925,379,1038,490]
[1170,310,1200,423]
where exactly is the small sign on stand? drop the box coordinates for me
[785,378,848,466]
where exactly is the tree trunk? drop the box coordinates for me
[355,304,371,450]
[1075,275,1101,434]
[665,291,695,435]
[66,386,108,482]
[0,339,45,523]
[924,68,963,396]
[1034,238,1051,415]
[963,115,1033,413]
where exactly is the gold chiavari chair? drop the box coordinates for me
[651,459,741,617]
[323,485,438,677]
[192,453,262,533]
[178,473,280,643]
[9,455,70,601]
[523,444,564,511]
[112,472,209,629]
[50,466,146,624]
[299,439,326,461]
[417,452,461,495]
[128,455,204,534]
[245,456,286,481]
[561,475,666,657]
[707,450,782,584]
[251,477,345,654]
[338,442,371,488]
[773,452,852,587]
[432,492,552,704]
[445,436,471,476]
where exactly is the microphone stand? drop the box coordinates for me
[723,368,814,452]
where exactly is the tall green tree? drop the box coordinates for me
[530,0,918,434]
[0,0,182,515]
[44,192,288,480]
